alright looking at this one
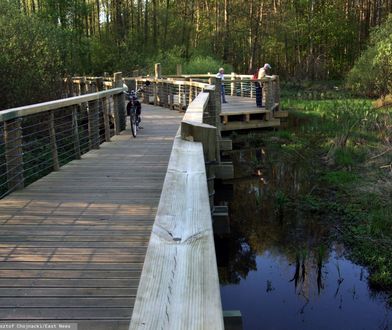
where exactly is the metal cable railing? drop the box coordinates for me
[0,79,127,199]
[1,73,279,200]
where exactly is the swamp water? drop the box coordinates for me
[215,148,392,330]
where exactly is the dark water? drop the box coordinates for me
[215,149,392,330]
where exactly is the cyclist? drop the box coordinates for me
[126,89,143,129]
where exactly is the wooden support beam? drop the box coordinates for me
[223,311,243,330]
[219,139,232,151]
[273,110,288,118]
[212,206,230,235]
[210,162,234,180]
[220,119,281,131]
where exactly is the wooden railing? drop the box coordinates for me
[166,73,281,111]
[0,75,127,198]
[1,72,227,328]
[68,70,280,112]
[129,83,224,330]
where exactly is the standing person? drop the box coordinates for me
[258,63,272,107]
[216,67,227,103]
[252,68,262,107]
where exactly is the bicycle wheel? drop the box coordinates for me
[130,109,137,137]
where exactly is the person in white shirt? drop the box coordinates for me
[256,63,272,107]
[216,67,227,103]
[258,63,272,79]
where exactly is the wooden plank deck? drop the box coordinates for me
[0,105,182,330]
[220,95,281,131]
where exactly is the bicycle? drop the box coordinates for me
[125,81,150,137]
[126,90,141,137]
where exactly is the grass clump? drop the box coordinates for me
[279,88,392,293]
[322,170,359,186]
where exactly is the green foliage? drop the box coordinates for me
[0,1,64,109]
[184,56,233,74]
[344,199,392,289]
[275,130,293,141]
[346,14,392,98]
[322,170,358,185]
[274,190,289,209]
[283,92,392,291]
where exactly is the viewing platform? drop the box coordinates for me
[220,96,281,131]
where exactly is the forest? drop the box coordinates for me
[1,0,392,315]
[1,0,392,109]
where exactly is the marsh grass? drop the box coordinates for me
[265,89,392,291]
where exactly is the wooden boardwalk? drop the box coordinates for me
[0,105,182,329]
[220,95,282,131]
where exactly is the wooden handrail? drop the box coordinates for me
[129,134,224,330]
[0,82,127,198]
[181,90,217,162]
[0,87,126,122]
[129,84,223,330]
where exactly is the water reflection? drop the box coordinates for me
[216,149,392,330]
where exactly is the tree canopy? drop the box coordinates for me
[347,13,392,98]
[1,0,392,108]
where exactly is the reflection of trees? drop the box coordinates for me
[217,148,334,288]
[216,233,257,285]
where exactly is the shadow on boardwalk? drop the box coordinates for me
[0,105,182,330]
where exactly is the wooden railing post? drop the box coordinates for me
[163,82,169,108]
[169,84,174,109]
[265,79,274,110]
[142,79,149,104]
[72,106,81,159]
[204,82,221,164]
[153,82,158,106]
[188,79,194,103]
[113,72,124,133]
[102,96,111,143]
[273,76,280,111]
[178,84,183,110]
[176,63,182,76]
[160,80,166,107]
[240,77,244,97]
[49,111,60,171]
[79,77,87,96]
[230,72,235,96]
[154,64,161,106]
[88,81,100,149]
[4,118,24,191]
[155,63,161,79]
[95,77,111,143]
[65,75,74,97]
